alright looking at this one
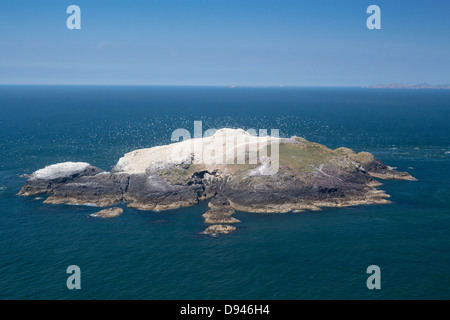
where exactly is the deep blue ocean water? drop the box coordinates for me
[0,86,449,299]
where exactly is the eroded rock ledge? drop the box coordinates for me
[18,128,416,235]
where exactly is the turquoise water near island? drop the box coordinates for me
[0,86,449,299]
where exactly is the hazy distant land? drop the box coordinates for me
[365,83,450,89]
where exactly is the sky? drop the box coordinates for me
[0,0,449,86]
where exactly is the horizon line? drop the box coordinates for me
[1,83,448,88]
[0,83,362,88]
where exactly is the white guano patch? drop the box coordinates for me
[249,162,271,176]
[31,162,90,180]
[114,128,280,175]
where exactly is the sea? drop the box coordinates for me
[0,86,449,299]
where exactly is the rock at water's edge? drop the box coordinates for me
[90,207,123,218]
[203,224,236,235]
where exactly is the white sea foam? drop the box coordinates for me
[68,202,98,207]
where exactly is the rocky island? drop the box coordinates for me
[19,128,416,235]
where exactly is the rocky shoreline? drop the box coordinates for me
[18,128,416,235]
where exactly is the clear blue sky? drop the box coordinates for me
[1,0,449,86]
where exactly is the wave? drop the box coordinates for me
[67,202,98,207]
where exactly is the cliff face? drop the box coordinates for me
[18,129,416,234]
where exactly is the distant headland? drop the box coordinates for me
[365,83,450,89]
